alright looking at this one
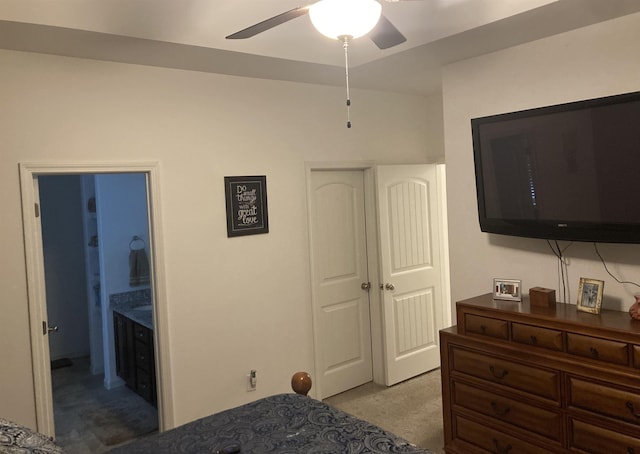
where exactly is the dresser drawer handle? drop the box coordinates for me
[530,335,537,345]
[490,401,511,417]
[492,438,512,454]
[489,366,509,379]
[589,347,599,358]
[628,448,635,454]
[626,401,640,418]
[480,325,487,333]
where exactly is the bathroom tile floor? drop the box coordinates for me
[52,356,158,454]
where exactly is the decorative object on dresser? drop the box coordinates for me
[630,294,640,320]
[576,277,604,314]
[440,293,640,454]
[493,278,522,301]
[529,286,556,308]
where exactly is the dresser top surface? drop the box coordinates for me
[458,293,640,335]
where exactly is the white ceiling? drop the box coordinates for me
[2,0,640,95]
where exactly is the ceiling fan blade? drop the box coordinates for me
[226,6,311,40]
[369,14,406,49]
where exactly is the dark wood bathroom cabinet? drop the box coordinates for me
[114,311,157,406]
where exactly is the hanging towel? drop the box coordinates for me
[129,248,150,286]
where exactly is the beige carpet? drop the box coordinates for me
[324,368,445,454]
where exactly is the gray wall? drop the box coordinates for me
[443,12,640,315]
[96,173,150,387]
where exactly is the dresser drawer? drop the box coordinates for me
[452,347,559,401]
[566,332,628,365]
[512,323,563,351]
[568,376,640,426]
[571,419,640,454]
[454,415,548,454]
[453,381,562,441]
[634,345,640,369]
[465,314,509,340]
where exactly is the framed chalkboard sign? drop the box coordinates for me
[224,175,269,237]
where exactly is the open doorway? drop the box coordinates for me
[38,173,158,451]
[19,161,172,445]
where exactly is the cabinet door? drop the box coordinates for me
[113,312,135,388]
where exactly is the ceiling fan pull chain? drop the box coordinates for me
[343,36,352,129]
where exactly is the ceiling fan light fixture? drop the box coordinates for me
[309,0,382,40]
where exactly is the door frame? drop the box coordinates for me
[19,161,174,436]
[305,162,383,398]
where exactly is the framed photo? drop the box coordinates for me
[493,278,522,301]
[224,175,269,237]
[576,277,604,314]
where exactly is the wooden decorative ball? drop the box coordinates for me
[291,371,312,396]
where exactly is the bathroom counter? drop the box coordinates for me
[113,302,153,330]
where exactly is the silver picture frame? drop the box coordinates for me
[493,278,522,301]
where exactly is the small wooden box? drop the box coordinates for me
[529,287,556,308]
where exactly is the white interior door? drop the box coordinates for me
[377,165,444,385]
[22,175,56,436]
[309,170,373,398]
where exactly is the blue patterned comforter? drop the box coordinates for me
[0,418,63,454]
[108,393,432,453]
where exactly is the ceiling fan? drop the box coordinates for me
[227,0,417,128]
[226,0,416,50]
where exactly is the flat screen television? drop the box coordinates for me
[471,91,640,243]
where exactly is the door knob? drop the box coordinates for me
[42,321,59,335]
[361,282,372,290]
[385,283,395,291]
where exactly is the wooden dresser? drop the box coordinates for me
[440,293,640,454]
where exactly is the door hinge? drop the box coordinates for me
[34,203,40,218]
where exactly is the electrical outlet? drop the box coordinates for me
[247,369,257,392]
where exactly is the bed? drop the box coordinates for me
[108,392,431,454]
[2,373,433,454]
[0,417,62,454]
[109,372,432,454]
